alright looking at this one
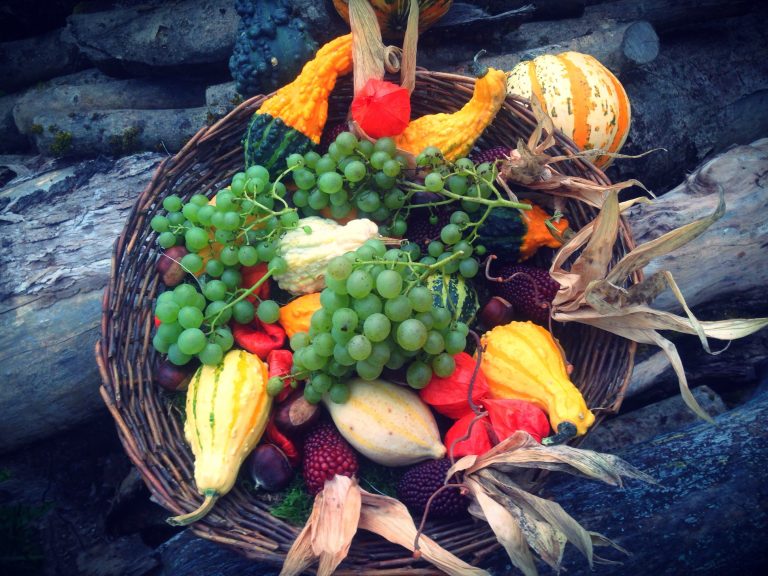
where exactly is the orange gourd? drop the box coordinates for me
[278,293,322,337]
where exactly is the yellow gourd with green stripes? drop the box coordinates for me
[167,349,272,525]
[506,52,631,168]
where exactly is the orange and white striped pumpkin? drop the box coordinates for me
[506,52,631,167]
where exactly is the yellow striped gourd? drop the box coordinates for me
[506,52,631,168]
[167,349,272,525]
[323,378,445,466]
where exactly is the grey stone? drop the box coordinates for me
[205,80,242,118]
[13,69,208,136]
[0,93,29,153]
[286,0,347,44]
[0,28,87,94]
[65,0,239,77]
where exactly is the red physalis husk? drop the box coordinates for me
[419,352,489,419]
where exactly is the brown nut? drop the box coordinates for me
[248,443,294,491]
[156,246,189,287]
[479,296,516,330]
[154,358,193,391]
[273,389,320,437]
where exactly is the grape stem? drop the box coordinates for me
[204,268,276,334]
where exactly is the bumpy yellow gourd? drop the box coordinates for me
[168,350,272,525]
[323,378,445,466]
[481,321,595,443]
[394,58,507,160]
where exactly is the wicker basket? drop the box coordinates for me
[96,70,637,574]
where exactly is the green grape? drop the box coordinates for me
[301,346,326,371]
[246,165,270,182]
[205,301,232,324]
[453,240,473,258]
[151,215,169,233]
[347,334,372,361]
[373,172,396,190]
[292,189,309,207]
[364,238,386,257]
[406,360,432,389]
[363,313,391,342]
[328,203,351,221]
[370,151,390,170]
[311,373,333,393]
[384,295,412,322]
[268,256,288,274]
[180,253,203,274]
[157,321,182,342]
[286,152,305,168]
[267,376,285,396]
[313,332,335,357]
[454,321,470,336]
[158,231,176,249]
[182,203,200,223]
[220,268,242,290]
[221,211,242,232]
[172,284,198,307]
[459,257,479,278]
[293,168,315,190]
[213,228,233,245]
[356,190,381,213]
[431,307,452,330]
[203,279,227,302]
[318,172,344,196]
[218,246,238,267]
[390,218,407,237]
[432,353,456,377]
[325,274,349,295]
[332,307,358,333]
[168,212,185,227]
[423,330,445,355]
[178,306,204,329]
[346,269,373,299]
[331,325,354,345]
[163,195,182,212]
[245,177,267,195]
[304,150,321,168]
[315,155,337,174]
[373,137,396,156]
[167,343,192,366]
[205,258,224,277]
[320,288,349,313]
[232,300,255,324]
[327,360,351,378]
[177,328,207,355]
[356,139,374,157]
[440,223,461,245]
[310,308,333,332]
[198,343,224,366]
[335,131,358,154]
[444,330,467,355]
[375,269,402,299]
[383,189,406,210]
[420,256,437,266]
[437,252,460,274]
[257,300,280,323]
[215,190,236,211]
[152,332,171,354]
[355,359,382,381]
[447,174,468,195]
[197,205,215,225]
[327,255,353,281]
[328,382,350,403]
[290,332,310,351]
[385,348,406,370]
[344,160,367,183]
[231,176,246,196]
[401,242,421,262]
[333,343,356,366]
[396,319,428,351]
[329,189,349,207]
[382,159,401,178]
[408,286,433,313]
[257,241,277,262]
[237,245,258,267]
[304,383,323,404]
[455,157,474,171]
[355,244,375,261]
[212,327,234,351]
[424,172,444,192]
[308,189,330,210]
[273,181,287,198]
[368,341,391,366]
[415,311,434,331]
[370,206,390,223]
[280,211,299,228]
[353,293,383,320]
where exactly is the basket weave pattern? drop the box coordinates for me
[96,70,637,573]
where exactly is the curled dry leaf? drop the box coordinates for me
[550,186,768,422]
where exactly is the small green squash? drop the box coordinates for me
[425,272,479,325]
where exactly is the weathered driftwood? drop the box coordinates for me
[0,134,764,452]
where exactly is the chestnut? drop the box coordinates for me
[273,389,320,437]
[156,246,188,287]
[478,296,516,330]
[248,443,294,491]
[154,358,193,391]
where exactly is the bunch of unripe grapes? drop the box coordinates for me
[150,165,292,366]
[289,238,469,404]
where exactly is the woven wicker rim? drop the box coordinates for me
[96,69,638,574]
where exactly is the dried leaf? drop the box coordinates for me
[466,477,538,576]
[358,489,489,576]
[313,476,361,576]
[280,496,323,576]
[445,454,478,479]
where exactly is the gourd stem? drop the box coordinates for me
[166,492,220,526]
[541,422,578,446]
[469,50,489,79]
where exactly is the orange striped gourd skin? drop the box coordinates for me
[506,52,631,168]
[184,349,272,497]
